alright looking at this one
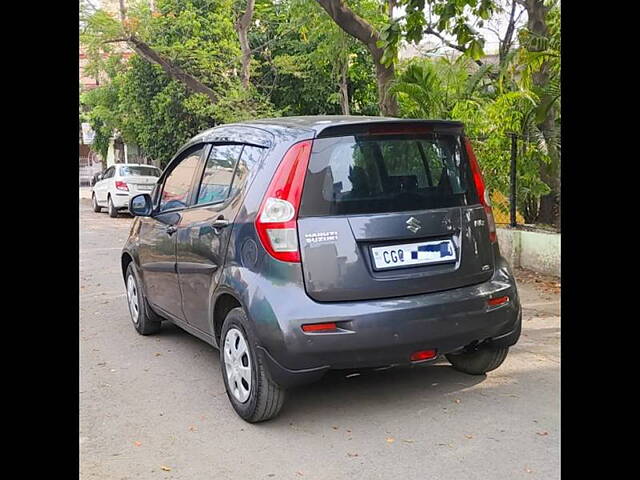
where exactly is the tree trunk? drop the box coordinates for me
[235,0,255,89]
[374,61,397,116]
[524,0,560,229]
[316,0,399,116]
[128,37,218,102]
[338,57,350,115]
[499,1,518,66]
[536,109,560,227]
[117,0,217,102]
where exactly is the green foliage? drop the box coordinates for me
[390,56,485,118]
[251,0,379,116]
[392,54,552,223]
[79,0,560,225]
[377,0,498,67]
[80,0,277,166]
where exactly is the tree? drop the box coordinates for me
[315,0,399,115]
[250,0,378,116]
[235,0,256,88]
[381,0,499,63]
[117,0,219,101]
[80,0,277,166]
[517,0,560,227]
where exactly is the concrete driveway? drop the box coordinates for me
[79,199,560,480]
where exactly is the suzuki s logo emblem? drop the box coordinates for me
[406,217,422,233]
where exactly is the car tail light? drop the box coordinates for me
[255,140,312,262]
[464,137,496,243]
[301,322,338,333]
[487,295,509,307]
[410,349,437,362]
[115,180,129,191]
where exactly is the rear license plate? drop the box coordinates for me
[137,184,153,191]
[371,239,456,270]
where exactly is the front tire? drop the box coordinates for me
[125,263,161,335]
[108,196,119,218]
[220,308,285,423]
[446,345,509,375]
[92,194,101,213]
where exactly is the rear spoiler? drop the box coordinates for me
[315,120,465,139]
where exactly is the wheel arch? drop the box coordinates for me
[212,291,243,346]
[121,251,134,281]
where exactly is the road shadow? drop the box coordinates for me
[279,364,486,421]
[148,320,558,425]
[155,321,491,421]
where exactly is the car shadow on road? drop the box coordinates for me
[152,321,558,425]
[280,364,486,420]
[155,322,491,420]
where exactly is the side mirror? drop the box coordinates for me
[97,174,103,181]
[129,193,153,217]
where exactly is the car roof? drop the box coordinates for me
[114,164,160,168]
[179,115,465,154]
[240,115,463,133]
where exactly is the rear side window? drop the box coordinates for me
[119,166,161,177]
[159,147,203,212]
[229,145,265,197]
[195,145,243,205]
[300,134,476,216]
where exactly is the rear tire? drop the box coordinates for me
[446,345,509,375]
[125,263,161,335]
[92,194,101,213]
[108,196,118,218]
[220,308,286,422]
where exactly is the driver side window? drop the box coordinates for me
[159,147,203,213]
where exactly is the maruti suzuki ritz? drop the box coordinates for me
[121,116,521,422]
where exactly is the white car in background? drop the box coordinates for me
[92,164,162,217]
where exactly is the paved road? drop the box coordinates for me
[79,198,560,480]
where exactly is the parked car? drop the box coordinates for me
[92,164,161,217]
[121,116,522,422]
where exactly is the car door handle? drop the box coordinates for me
[212,218,230,229]
[211,218,230,235]
[166,225,178,235]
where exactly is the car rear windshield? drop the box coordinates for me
[299,133,478,217]
[119,166,161,177]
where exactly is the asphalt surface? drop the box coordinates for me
[79,193,560,480]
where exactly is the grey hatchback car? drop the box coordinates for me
[121,116,521,422]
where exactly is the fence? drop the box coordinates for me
[491,133,520,227]
[469,133,546,229]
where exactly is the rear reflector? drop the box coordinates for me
[301,322,338,333]
[487,295,509,307]
[410,349,437,362]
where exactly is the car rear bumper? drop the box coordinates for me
[111,192,131,208]
[247,256,521,388]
